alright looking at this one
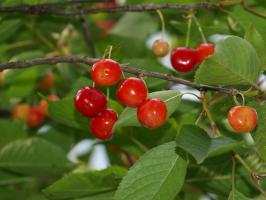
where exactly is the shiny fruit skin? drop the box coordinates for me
[91,59,122,86]
[152,39,170,57]
[137,98,167,128]
[195,43,215,63]
[74,86,107,118]
[27,107,45,128]
[39,71,54,90]
[12,103,30,122]
[170,47,197,72]
[39,95,60,116]
[228,106,258,133]
[89,108,118,140]
[116,77,148,107]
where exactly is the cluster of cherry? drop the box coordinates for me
[152,38,214,72]
[12,94,59,128]
[74,59,167,140]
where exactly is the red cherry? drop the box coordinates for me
[27,107,45,128]
[195,43,215,63]
[116,77,148,107]
[137,98,167,129]
[170,47,197,72]
[39,71,54,90]
[89,108,118,140]
[228,106,258,133]
[74,86,107,118]
[96,20,115,31]
[91,59,122,86]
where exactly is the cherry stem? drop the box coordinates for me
[108,45,113,59]
[164,93,182,103]
[129,135,148,153]
[102,45,112,59]
[92,81,95,87]
[195,109,205,125]
[121,71,126,79]
[200,91,221,137]
[156,9,166,37]
[233,92,245,105]
[185,9,193,47]
[234,153,253,174]
[181,92,201,100]
[191,13,207,43]
[234,152,266,195]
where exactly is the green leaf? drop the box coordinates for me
[0,171,34,186]
[48,97,88,130]
[0,119,27,149]
[0,138,73,176]
[176,125,243,164]
[0,187,28,200]
[76,192,114,200]
[248,102,266,161]
[195,36,260,87]
[43,166,127,200]
[228,189,251,200]
[114,90,181,129]
[0,19,21,42]
[111,13,158,41]
[38,126,75,152]
[115,142,187,200]
[245,25,266,70]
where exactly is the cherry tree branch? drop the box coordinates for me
[240,0,266,18]
[0,55,237,95]
[34,0,114,7]
[0,2,211,16]
[79,12,97,57]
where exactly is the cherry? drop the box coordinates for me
[39,71,54,90]
[27,107,45,128]
[195,43,215,63]
[228,106,258,133]
[12,103,30,122]
[170,47,197,72]
[137,98,167,128]
[96,20,115,31]
[39,95,60,116]
[74,86,107,118]
[152,39,169,57]
[91,59,122,86]
[116,77,148,107]
[89,108,118,140]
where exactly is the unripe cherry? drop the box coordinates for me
[39,71,54,90]
[74,86,107,118]
[152,39,169,57]
[170,47,197,72]
[228,106,258,133]
[137,98,167,129]
[116,77,148,107]
[91,59,122,86]
[195,43,215,63]
[89,108,118,140]
[27,107,45,128]
[39,95,60,116]
[12,103,30,122]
